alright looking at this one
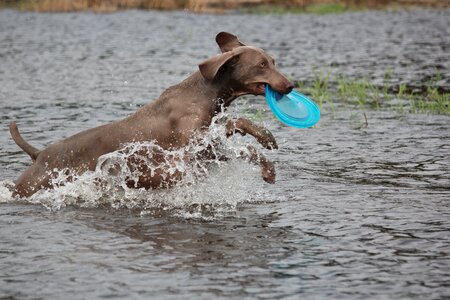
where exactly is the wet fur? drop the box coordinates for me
[10,32,293,198]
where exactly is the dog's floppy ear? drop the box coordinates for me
[216,32,245,53]
[199,51,238,81]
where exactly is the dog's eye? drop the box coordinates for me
[260,61,267,68]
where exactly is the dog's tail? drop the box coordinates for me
[9,121,41,161]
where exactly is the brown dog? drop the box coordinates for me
[10,32,294,198]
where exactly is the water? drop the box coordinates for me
[1,8,450,299]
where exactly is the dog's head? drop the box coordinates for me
[199,32,294,96]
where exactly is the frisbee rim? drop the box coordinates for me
[265,85,320,128]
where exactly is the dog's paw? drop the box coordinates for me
[262,161,276,184]
[264,138,278,150]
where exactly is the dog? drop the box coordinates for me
[9,32,294,198]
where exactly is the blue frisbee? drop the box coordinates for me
[265,85,320,128]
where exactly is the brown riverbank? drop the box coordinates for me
[0,0,448,13]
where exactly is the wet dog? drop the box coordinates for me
[10,32,293,197]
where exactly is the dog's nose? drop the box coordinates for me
[285,82,294,93]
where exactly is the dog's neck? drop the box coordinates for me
[151,72,248,118]
[193,71,247,113]
[214,85,239,108]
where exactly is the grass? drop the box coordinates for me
[2,0,448,13]
[1,0,205,12]
[296,69,450,115]
[304,3,352,14]
[0,1,367,13]
[240,3,359,15]
[248,68,449,126]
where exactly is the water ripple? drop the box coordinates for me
[0,8,449,300]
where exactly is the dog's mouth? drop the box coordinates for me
[248,83,267,95]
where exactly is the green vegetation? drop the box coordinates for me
[1,0,448,13]
[0,1,371,13]
[0,0,205,12]
[247,70,448,125]
[304,3,353,14]
[240,3,358,15]
[297,69,449,115]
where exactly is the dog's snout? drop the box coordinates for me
[270,80,295,95]
[286,82,294,93]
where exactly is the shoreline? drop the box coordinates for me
[1,0,448,14]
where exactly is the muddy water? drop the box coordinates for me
[1,9,450,299]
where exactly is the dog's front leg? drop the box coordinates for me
[240,145,275,184]
[225,118,278,150]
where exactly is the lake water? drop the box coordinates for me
[0,8,449,299]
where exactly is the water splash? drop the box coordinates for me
[1,113,271,218]
[0,180,14,203]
